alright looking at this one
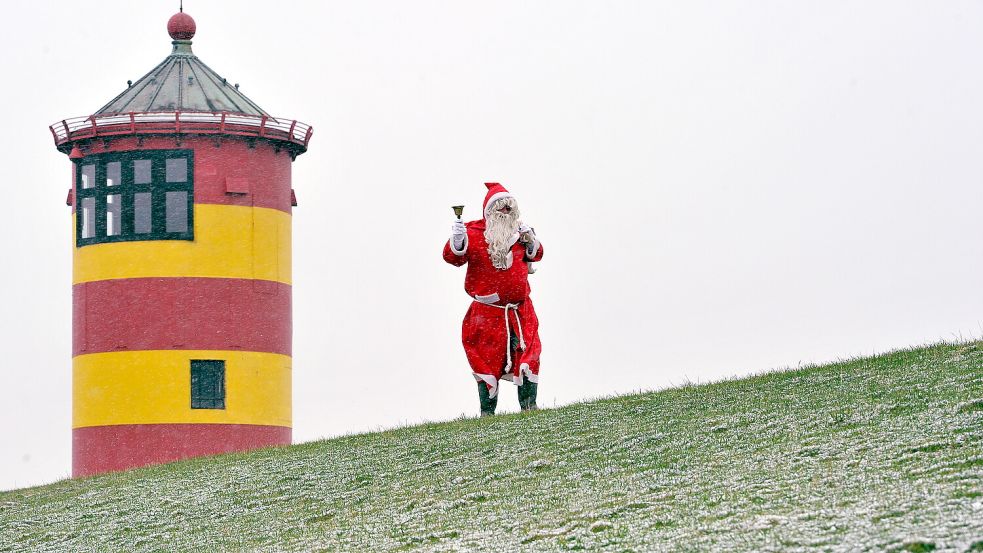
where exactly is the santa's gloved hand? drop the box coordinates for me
[518,223,536,245]
[450,220,467,252]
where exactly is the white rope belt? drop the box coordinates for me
[474,297,526,372]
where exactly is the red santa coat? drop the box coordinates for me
[443,220,544,398]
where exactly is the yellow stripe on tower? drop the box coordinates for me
[73,204,291,284]
[73,350,291,428]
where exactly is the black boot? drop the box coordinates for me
[518,380,538,411]
[478,382,498,417]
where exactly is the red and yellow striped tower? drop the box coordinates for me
[49,10,312,477]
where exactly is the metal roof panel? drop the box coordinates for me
[95,40,268,117]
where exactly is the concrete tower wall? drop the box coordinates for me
[70,135,293,477]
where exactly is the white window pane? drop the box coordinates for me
[106,194,121,236]
[166,158,187,183]
[106,162,121,187]
[165,191,188,233]
[134,193,152,234]
[134,160,152,184]
[81,197,95,238]
[81,165,95,189]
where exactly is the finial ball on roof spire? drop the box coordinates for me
[167,12,196,40]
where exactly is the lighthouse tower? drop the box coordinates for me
[49,10,312,477]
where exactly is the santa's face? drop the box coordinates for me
[485,197,521,270]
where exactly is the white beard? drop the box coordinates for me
[485,198,521,270]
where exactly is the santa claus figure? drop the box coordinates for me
[443,182,544,416]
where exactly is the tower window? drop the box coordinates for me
[134,192,152,233]
[80,164,95,189]
[74,149,194,247]
[134,159,152,184]
[165,158,188,182]
[106,194,121,236]
[80,197,95,238]
[191,360,225,410]
[106,162,121,187]
[165,191,189,233]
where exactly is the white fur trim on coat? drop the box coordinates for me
[483,192,514,217]
[449,234,468,256]
[504,363,538,386]
[521,362,539,383]
[474,292,501,305]
[473,372,500,399]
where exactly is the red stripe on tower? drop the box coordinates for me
[73,424,291,477]
[73,278,291,356]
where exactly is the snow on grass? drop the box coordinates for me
[1,342,982,552]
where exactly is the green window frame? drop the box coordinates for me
[75,149,194,247]
[191,360,226,410]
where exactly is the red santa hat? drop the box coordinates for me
[482,182,514,218]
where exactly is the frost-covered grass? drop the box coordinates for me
[2,343,982,552]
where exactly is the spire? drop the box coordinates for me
[92,10,268,117]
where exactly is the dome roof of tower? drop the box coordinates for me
[95,11,268,117]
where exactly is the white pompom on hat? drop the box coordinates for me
[482,182,514,218]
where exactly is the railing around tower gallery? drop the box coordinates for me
[50,111,313,151]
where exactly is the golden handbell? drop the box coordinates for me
[452,205,465,220]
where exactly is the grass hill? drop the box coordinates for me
[2,343,982,552]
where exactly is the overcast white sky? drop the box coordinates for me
[1,1,980,490]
